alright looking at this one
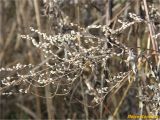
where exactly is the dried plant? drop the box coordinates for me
[0,0,160,119]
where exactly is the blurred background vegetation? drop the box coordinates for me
[0,0,160,119]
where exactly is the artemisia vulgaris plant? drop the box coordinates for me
[0,0,160,119]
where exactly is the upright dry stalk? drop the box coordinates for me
[76,1,89,119]
[100,60,106,119]
[106,0,113,26]
[0,0,3,45]
[15,0,21,50]
[143,0,158,62]
[33,0,43,119]
[33,0,54,119]
[135,0,141,55]
[81,78,89,120]
[135,3,144,118]
[138,83,143,120]
[33,0,41,31]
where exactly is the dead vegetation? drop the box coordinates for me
[0,0,160,119]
